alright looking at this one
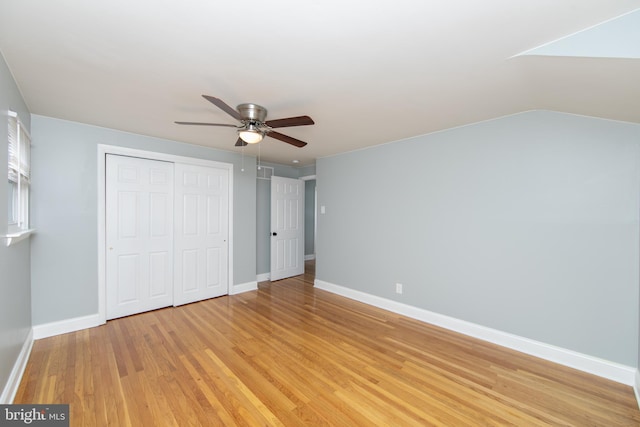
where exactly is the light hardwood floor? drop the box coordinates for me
[15,261,640,425]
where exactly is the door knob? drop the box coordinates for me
[272,232,277,236]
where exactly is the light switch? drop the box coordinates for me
[320,205,326,214]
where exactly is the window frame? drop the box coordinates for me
[5,110,33,244]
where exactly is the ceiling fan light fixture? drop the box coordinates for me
[238,124,264,144]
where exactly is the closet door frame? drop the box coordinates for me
[97,144,234,324]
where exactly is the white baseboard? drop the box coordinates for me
[32,283,260,339]
[304,254,316,261]
[256,273,270,283]
[0,328,34,404]
[314,279,637,386]
[230,281,258,295]
[33,313,104,340]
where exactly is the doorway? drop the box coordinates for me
[301,177,316,282]
[98,145,234,322]
[270,176,305,281]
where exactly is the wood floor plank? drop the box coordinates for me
[14,261,640,426]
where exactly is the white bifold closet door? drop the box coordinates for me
[173,163,229,306]
[106,154,230,319]
[106,155,174,320]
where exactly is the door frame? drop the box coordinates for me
[97,144,234,324]
[299,174,316,260]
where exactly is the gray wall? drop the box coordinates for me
[0,52,31,401]
[298,164,316,178]
[316,110,640,366]
[30,115,257,326]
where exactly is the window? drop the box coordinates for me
[7,111,31,233]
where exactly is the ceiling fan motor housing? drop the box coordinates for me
[237,103,267,123]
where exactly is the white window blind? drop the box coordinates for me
[8,114,19,182]
[7,111,31,230]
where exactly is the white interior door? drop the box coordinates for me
[271,176,304,281]
[106,155,174,319]
[174,163,229,306]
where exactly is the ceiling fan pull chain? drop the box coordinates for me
[258,143,262,170]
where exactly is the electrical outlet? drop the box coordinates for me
[395,283,403,294]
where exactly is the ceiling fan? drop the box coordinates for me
[175,95,314,147]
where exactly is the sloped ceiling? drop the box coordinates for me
[0,1,639,166]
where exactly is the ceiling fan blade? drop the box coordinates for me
[265,115,314,128]
[202,95,242,121]
[267,131,307,148]
[235,138,248,147]
[175,121,237,127]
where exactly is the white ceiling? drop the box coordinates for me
[1,1,639,166]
